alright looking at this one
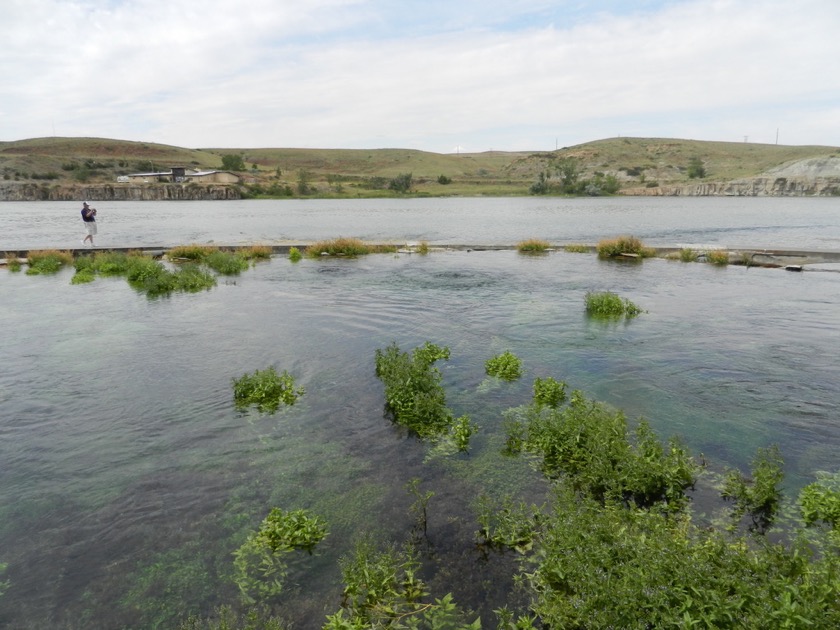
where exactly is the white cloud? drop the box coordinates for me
[1,0,838,150]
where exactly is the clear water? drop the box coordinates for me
[1,199,840,628]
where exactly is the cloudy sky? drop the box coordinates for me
[3,0,839,152]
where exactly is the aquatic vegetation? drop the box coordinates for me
[178,605,286,630]
[722,445,784,533]
[585,291,644,319]
[0,562,8,598]
[516,238,551,253]
[596,235,656,259]
[70,268,96,284]
[679,247,699,262]
[233,366,305,413]
[167,244,217,261]
[450,415,478,453]
[799,471,840,537]
[415,240,430,255]
[485,350,523,381]
[533,376,567,409]
[325,536,478,629]
[4,252,21,272]
[305,237,398,258]
[239,245,273,260]
[233,508,327,603]
[173,264,218,292]
[476,495,544,553]
[374,341,468,443]
[288,247,302,262]
[25,249,73,275]
[204,250,250,275]
[706,249,730,265]
[563,243,590,253]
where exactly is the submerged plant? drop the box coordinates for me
[485,350,523,381]
[533,376,567,409]
[233,508,327,604]
[585,291,644,319]
[233,366,305,413]
[722,445,784,534]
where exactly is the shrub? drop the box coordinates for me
[26,249,73,275]
[485,351,523,381]
[516,238,551,253]
[585,291,644,319]
[233,366,305,414]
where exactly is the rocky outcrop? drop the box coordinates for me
[0,183,242,201]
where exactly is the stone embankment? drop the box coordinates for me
[0,183,241,201]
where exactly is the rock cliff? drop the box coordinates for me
[0,183,242,201]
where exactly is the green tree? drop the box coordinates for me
[687,156,706,178]
[388,172,413,193]
[221,154,246,171]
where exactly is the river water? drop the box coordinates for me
[1,196,839,628]
[2,196,840,250]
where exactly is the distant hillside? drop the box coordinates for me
[1,136,838,200]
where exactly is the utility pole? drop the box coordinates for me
[776,128,779,145]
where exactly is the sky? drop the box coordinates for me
[2,0,839,153]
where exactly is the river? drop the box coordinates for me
[1,196,839,628]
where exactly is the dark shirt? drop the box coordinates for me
[81,208,96,222]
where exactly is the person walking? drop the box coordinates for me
[81,201,97,246]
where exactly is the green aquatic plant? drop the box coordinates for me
[415,240,430,255]
[305,237,397,258]
[679,247,699,262]
[406,478,435,538]
[167,244,217,261]
[204,250,250,275]
[25,249,73,275]
[450,415,478,453]
[800,471,840,540]
[178,605,286,630]
[233,366,305,414]
[485,350,523,381]
[374,341,455,439]
[288,247,302,262]
[706,249,730,265]
[722,445,784,534]
[239,245,273,260]
[233,508,327,604]
[476,494,544,553]
[596,235,655,259]
[563,243,590,253]
[533,376,567,409]
[585,291,643,319]
[173,264,217,293]
[4,252,21,272]
[516,238,551,253]
[70,268,96,284]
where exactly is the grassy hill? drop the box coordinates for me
[1,136,838,198]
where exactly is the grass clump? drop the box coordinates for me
[706,249,730,265]
[305,237,397,258]
[415,241,430,255]
[678,248,699,262]
[596,235,655,259]
[4,252,22,272]
[167,244,217,261]
[239,245,273,260]
[517,238,551,253]
[233,366,305,414]
[564,244,590,253]
[585,291,644,319]
[204,250,250,275]
[25,249,73,275]
[485,351,523,381]
[288,247,302,262]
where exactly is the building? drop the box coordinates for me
[122,167,240,184]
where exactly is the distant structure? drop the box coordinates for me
[122,167,240,184]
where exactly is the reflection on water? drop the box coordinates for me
[1,250,839,627]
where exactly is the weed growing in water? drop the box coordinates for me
[706,249,730,265]
[585,291,644,319]
[305,237,397,258]
[25,249,73,275]
[596,235,656,259]
[476,494,544,553]
[416,241,430,255]
[406,478,435,539]
[233,508,327,603]
[167,244,217,261]
[533,377,567,409]
[4,252,21,272]
[722,445,784,534]
[288,247,302,262]
[204,250,249,275]
[679,248,699,262]
[239,245,273,260]
[516,238,551,253]
[233,366,305,413]
[485,350,523,381]
[374,341,470,444]
[564,243,590,253]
